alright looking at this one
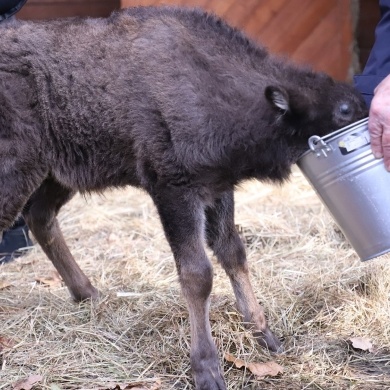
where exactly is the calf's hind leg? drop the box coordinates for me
[205,190,282,352]
[23,178,98,301]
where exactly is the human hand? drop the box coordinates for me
[368,74,390,170]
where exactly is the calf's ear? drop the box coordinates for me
[265,85,290,112]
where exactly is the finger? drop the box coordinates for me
[382,123,390,171]
[368,115,384,159]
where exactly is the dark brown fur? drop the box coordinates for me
[0,7,367,389]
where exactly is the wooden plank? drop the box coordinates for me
[338,0,353,80]
[291,3,352,80]
[176,0,210,7]
[356,0,380,69]
[207,0,236,19]
[18,1,119,19]
[292,0,352,80]
[244,0,289,40]
[316,35,346,80]
[121,0,158,7]
[122,0,212,9]
[222,0,266,29]
[257,0,337,52]
[291,5,339,69]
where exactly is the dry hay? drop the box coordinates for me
[1,167,390,389]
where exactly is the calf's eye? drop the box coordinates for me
[339,103,351,115]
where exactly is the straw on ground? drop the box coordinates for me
[1,168,390,389]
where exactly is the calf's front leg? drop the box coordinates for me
[206,191,282,352]
[152,186,226,390]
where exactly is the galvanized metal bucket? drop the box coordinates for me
[297,117,390,261]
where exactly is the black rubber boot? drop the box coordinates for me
[0,218,33,264]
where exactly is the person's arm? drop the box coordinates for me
[369,74,390,169]
[353,0,390,167]
[354,1,390,107]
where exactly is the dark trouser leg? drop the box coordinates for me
[0,216,33,264]
[205,190,281,352]
[0,158,47,263]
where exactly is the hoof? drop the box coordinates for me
[69,283,99,302]
[193,369,227,390]
[192,353,226,390]
[254,327,283,353]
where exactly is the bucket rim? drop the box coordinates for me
[298,117,369,161]
[320,117,368,142]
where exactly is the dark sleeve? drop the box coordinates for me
[0,0,27,22]
[354,0,390,107]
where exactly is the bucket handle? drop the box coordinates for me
[307,117,369,158]
[308,136,332,157]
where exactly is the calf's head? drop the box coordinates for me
[265,77,368,146]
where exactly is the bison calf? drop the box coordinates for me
[0,6,367,389]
